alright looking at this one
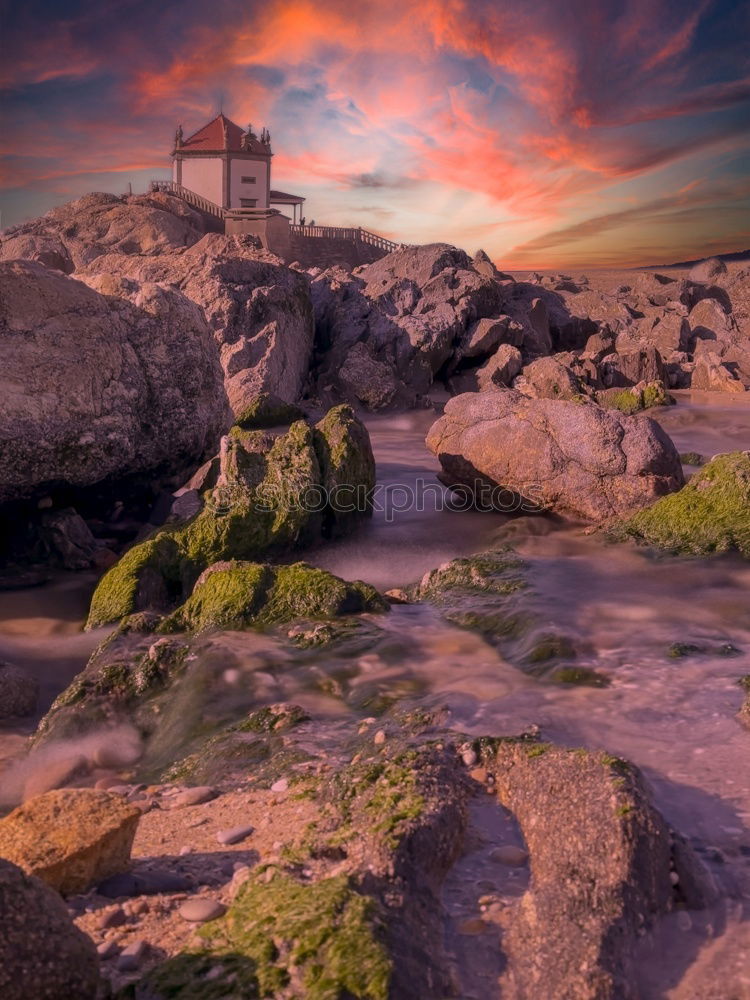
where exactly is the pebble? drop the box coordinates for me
[179,845,193,856]
[489,846,528,867]
[97,906,127,930]
[97,940,119,960]
[216,824,254,846]
[461,748,478,767]
[169,786,217,809]
[178,898,227,923]
[270,778,288,793]
[117,940,148,971]
[374,730,387,746]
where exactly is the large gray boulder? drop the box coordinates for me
[688,256,728,284]
[0,260,229,506]
[0,191,205,271]
[426,390,684,521]
[0,858,100,999]
[84,234,314,415]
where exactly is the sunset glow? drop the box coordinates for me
[2,0,749,267]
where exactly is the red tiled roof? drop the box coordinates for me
[180,114,270,155]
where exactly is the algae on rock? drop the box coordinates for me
[87,406,377,629]
[615,451,750,557]
[161,560,388,633]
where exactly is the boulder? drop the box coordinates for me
[234,393,305,430]
[0,191,206,270]
[600,346,667,388]
[0,660,39,718]
[85,406,376,628]
[426,391,684,521]
[0,789,140,895]
[489,743,709,1000]
[476,344,523,391]
[616,451,750,557]
[161,560,387,633]
[597,380,671,414]
[515,355,585,400]
[688,296,738,348]
[338,342,403,410]
[457,315,523,362]
[38,508,105,570]
[311,244,505,400]
[0,261,229,507]
[688,256,728,284]
[0,859,100,999]
[83,234,315,416]
[691,353,747,393]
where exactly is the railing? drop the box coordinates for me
[290,224,403,253]
[150,180,226,221]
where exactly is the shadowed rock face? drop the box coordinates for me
[0,260,230,507]
[83,234,315,415]
[426,390,684,521]
[0,858,100,999]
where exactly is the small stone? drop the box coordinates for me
[461,748,478,767]
[374,730,386,746]
[270,779,288,793]
[469,767,488,784]
[97,906,126,930]
[179,845,192,856]
[669,871,680,885]
[168,786,217,809]
[97,939,119,960]
[216,824,254,846]
[117,939,147,971]
[178,898,226,923]
[489,846,528,867]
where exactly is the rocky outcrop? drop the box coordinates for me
[311,244,505,401]
[0,789,140,895]
[476,344,523,391]
[691,352,748,392]
[0,191,207,271]
[689,256,728,284]
[0,260,229,507]
[426,391,684,521]
[0,859,100,1000]
[83,234,315,415]
[85,405,376,628]
[488,743,709,1000]
[615,451,750,557]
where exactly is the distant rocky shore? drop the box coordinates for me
[0,191,749,998]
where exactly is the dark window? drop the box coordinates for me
[240,198,258,208]
[241,175,256,184]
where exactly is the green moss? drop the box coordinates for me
[181,871,392,1000]
[145,953,261,999]
[234,393,305,430]
[313,404,376,537]
[597,380,670,414]
[160,562,273,632]
[86,535,180,629]
[236,703,310,733]
[738,675,750,692]
[162,561,387,634]
[257,563,388,625]
[668,641,703,659]
[616,451,750,557]
[550,666,610,687]
[679,452,705,467]
[87,411,380,629]
[523,632,577,666]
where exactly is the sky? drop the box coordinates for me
[1,0,749,268]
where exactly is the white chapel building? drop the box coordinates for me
[170,113,305,223]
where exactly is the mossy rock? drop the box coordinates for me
[549,666,610,687]
[679,451,705,467]
[234,393,305,430]
[614,451,750,557]
[87,409,378,629]
[161,561,388,633]
[146,871,391,1000]
[596,380,671,415]
[313,404,376,538]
